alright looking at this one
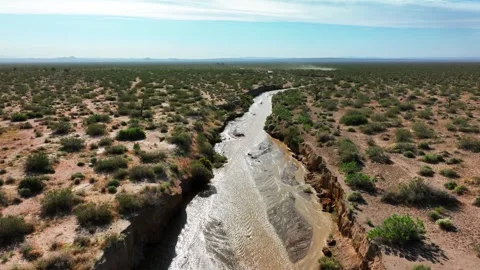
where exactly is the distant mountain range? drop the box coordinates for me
[1,57,479,64]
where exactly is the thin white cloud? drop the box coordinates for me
[0,0,479,27]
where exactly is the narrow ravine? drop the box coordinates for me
[141,90,332,270]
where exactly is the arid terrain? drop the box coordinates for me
[267,64,480,269]
[1,63,479,270]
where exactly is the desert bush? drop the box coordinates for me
[116,193,143,215]
[190,160,214,183]
[75,202,113,227]
[139,151,166,163]
[366,146,390,164]
[395,128,413,143]
[418,166,435,177]
[318,256,342,270]
[360,122,386,135]
[458,136,480,153]
[345,173,376,192]
[428,210,442,221]
[367,214,425,245]
[71,172,85,180]
[444,180,457,190]
[0,215,34,247]
[116,127,146,141]
[106,145,128,155]
[473,196,480,207]
[73,235,90,247]
[422,153,444,164]
[453,185,467,195]
[113,169,128,180]
[60,137,85,152]
[382,178,457,206]
[347,191,364,203]
[94,157,128,173]
[85,114,111,124]
[86,123,106,136]
[10,112,28,122]
[52,121,72,135]
[98,137,114,147]
[41,189,75,216]
[25,151,54,174]
[35,253,74,270]
[129,166,156,182]
[341,110,368,126]
[412,121,435,139]
[436,218,454,230]
[18,177,45,197]
[412,265,431,270]
[338,138,360,164]
[439,169,459,179]
[340,161,361,174]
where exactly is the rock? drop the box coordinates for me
[322,247,332,257]
[327,239,336,247]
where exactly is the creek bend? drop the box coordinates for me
[141,90,333,270]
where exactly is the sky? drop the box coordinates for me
[0,0,480,59]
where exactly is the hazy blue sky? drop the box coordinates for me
[1,0,480,58]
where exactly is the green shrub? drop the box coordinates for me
[94,157,128,173]
[129,166,156,182]
[439,169,459,179]
[74,202,113,227]
[116,193,143,215]
[52,121,72,135]
[107,180,120,188]
[338,138,360,164]
[106,145,128,155]
[71,172,85,180]
[60,137,85,152]
[18,177,45,197]
[436,218,454,230]
[360,122,386,135]
[458,136,480,153]
[85,114,111,124]
[190,160,214,183]
[412,265,431,270]
[113,169,128,180]
[428,210,442,221]
[98,137,114,147]
[25,152,54,174]
[444,180,457,190]
[403,151,416,158]
[35,253,74,270]
[347,191,364,203]
[41,189,75,216]
[366,146,390,164]
[418,166,435,177]
[168,131,192,153]
[116,127,146,141]
[86,123,106,136]
[367,214,425,245]
[473,196,480,207]
[139,151,166,163]
[395,128,413,143]
[341,110,368,126]
[413,121,435,139]
[422,153,444,164]
[453,185,467,195]
[382,178,457,206]
[345,173,376,192]
[0,215,34,247]
[107,186,117,194]
[418,142,431,150]
[340,161,361,174]
[10,112,28,122]
[318,256,342,270]
[153,164,166,176]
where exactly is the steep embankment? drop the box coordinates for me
[299,142,384,270]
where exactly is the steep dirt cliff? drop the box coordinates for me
[299,142,384,270]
